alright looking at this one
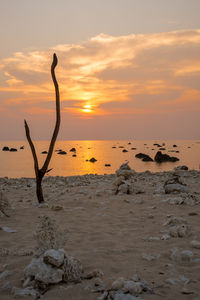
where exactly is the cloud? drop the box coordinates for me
[0,29,200,123]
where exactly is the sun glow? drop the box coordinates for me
[82,104,93,113]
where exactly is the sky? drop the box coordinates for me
[0,0,200,140]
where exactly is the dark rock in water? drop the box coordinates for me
[153,143,161,147]
[20,146,24,149]
[135,153,153,161]
[9,148,17,152]
[122,149,128,152]
[89,157,97,163]
[41,151,48,154]
[57,150,67,155]
[142,156,153,162]
[70,148,76,152]
[112,146,116,148]
[128,142,131,145]
[173,144,177,147]
[176,150,179,153]
[72,154,77,157]
[131,147,136,150]
[119,146,124,148]
[105,164,111,167]
[85,159,89,161]
[154,151,179,163]
[159,147,166,150]
[2,146,9,151]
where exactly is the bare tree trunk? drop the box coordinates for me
[24,54,60,204]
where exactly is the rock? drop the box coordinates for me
[171,248,193,263]
[111,277,126,290]
[165,183,188,194]
[1,226,17,233]
[89,157,97,163]
[70,148,76,152]
[123,280,143,294]
[114,293,143,300]
[2,146,9,151]
[24,257,64,284]
[169,224,190,238]
[41,151,48,154]
[105,164,111,167]
[122,149,128,152]
[154,151,179,163]
[72,154,77,157]
[62,255,83,283]
[161,234,170,240]
[50,205,63,211]
[163,216,187,226]
[0,191,12,217]
[12,287,39,298]
[20,146,24,149]
[135,153,153,161]
[9,148,17,152]
[0,270,13,280]
[57,150,67,155]
[142,253,160,261]
[174,165,188,171]
[84,269,104,279]
[116,169,135,180]
[43,249,65,267]
[191,240,200,249]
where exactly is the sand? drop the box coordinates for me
[0,167,200,299]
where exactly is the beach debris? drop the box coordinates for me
[135,153,153,161]
[0,191,12,217]
[170,248,193,263]
[33,215,65,256]
[191,240,200,249]
[2,146,9,151]
[154,151,179,163]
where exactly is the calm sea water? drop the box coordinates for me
[0,140,200,178]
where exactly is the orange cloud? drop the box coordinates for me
[0,29,200,120]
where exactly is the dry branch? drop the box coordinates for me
[24,53,60,203]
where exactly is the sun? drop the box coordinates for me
[82,104,93,113]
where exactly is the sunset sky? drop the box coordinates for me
[0,0,200,140]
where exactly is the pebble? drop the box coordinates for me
[191,240,200,249]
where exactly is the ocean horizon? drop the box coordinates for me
[0,139,200,178]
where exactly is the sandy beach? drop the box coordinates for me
[0,165,200,299]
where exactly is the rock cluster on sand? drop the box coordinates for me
[113,163,135,194]
[13,216,83,298]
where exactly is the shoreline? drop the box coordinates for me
[0,166,200,299]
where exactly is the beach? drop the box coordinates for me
[0,166,200,299]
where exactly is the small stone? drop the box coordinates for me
[111,277,126,290]
[51,205,63,211]
[171,248,193,263]
[114,294,143,300]
[12,287,39,298]
[191,240,200,249]
[43,249,65,267]
[0,270,13,280]
[123,280,143,294]
[142,253,160,261]
[1,226,17,233]
[84,269,104,279]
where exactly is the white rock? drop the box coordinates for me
[114,293,143,300]
[161,234,170,240]
[123,280,143,294]
[165,183,188,194]
[12,287,39,298]
[24,257,63,284]
[111,277,126,290]
[171,248,193,263]
[191,240,200,249]
[1,226,17,233]
[0,270,13,280]
[43,249,65,267]
[169,224,190,238]
[142,253,160,261]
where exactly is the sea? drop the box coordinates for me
[0,140,200,178]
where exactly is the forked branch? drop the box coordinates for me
[24,53,61,203]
